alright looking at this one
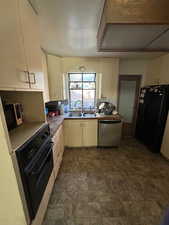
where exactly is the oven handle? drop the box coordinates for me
[31,147,53,176]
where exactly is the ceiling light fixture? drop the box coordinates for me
[79,66,86,72]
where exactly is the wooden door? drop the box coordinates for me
[118,75,141,138]
[19,0,43,89]
[0,0,29,90]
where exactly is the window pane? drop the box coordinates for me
[69,74,82,81]
[83,73,96,81]
[70,82,82,89]
[83,82,95,89]
[70,90,82,109]
[83,90,95,109]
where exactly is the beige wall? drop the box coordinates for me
[119,59,149,86]
[47,56,119,105]
[119,54,169,87]
[0,101,27,225]
[145,53,169,85]
[62,57,119,104]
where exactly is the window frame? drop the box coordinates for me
[68,72,96,111]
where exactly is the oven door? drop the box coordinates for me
[24,141,53,219]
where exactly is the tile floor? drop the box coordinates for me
[43,139,169,225]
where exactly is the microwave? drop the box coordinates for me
[3,103,23,131]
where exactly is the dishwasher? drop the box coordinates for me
[98,120,122,147]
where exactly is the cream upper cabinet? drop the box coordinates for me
[0,0,29,90]
[64,119,98,147]
[42,51,50,102]
[19,0,44,90]
[47,55,63,100]
[0,0,44,91]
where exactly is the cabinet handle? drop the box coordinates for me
[21,71,30,83]
[29,73,36,84]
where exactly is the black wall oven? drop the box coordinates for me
[16,124,53,220]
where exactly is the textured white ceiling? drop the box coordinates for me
[30,0,166,58]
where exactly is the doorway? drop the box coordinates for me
[118,75,142,138]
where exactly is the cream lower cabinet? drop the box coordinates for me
[64,119,98,147]
[52,125,64,179]
[82,120,98,147]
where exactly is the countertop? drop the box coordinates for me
[47,113,122,136]
[47,115,65,137]
[10,122,46,151]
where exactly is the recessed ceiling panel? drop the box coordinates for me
[101,25,169,51]
[147,29,169,50]
[30,0,168,57]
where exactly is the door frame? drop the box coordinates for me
[117,75,142,136]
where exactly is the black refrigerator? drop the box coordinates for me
[135,85,169,153]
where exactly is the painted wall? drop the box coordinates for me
[119,59,149,86]
[0,101,27,225]
[47,55,119,105]
[145,53,169,85]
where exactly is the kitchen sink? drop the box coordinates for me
[68,112,82,117]
[68,112,96,118]
[83,113,96,118]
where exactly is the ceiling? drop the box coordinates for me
[30,0,166,59]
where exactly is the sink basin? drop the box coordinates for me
[83,113,96,118]
[67,112,96,118]
[68,112,82,117]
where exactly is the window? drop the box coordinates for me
[68,73,96,110]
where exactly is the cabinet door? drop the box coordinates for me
[42,51,50,102]
[19,0,43,90]
[0,0,29,90]
[53,125,64,178]
[63,120,70,147]
[47,55,63,100]
[64,120,83,147]
[83,120,98,147]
